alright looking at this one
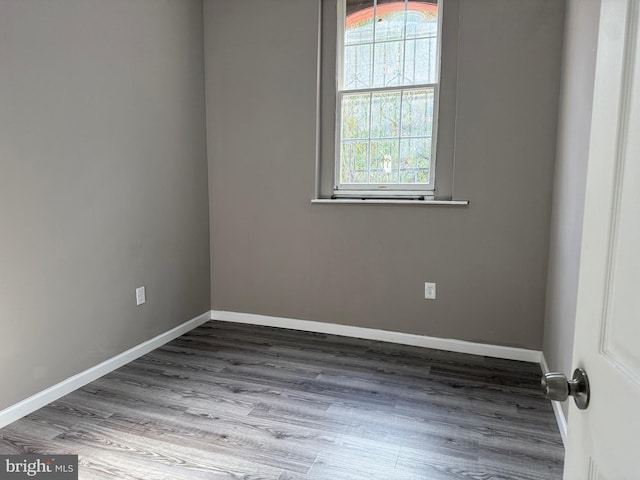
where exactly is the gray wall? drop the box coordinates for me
[0,0,210,411]
[205,0,565,350]
[543,0,601,417]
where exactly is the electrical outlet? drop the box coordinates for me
[424,282,436,300]
[136,286,146,306]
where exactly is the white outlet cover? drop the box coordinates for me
[424,282,436,300]
[136,286,146,305]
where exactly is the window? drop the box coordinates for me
[334,0,440,197]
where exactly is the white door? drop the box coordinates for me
[563,0,640,478]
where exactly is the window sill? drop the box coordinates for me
[311,198,469,206]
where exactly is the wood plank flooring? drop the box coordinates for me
[0,321,564,479]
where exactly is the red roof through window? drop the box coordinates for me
[346,2,438,28]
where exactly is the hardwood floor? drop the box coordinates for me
[0,321,564,479]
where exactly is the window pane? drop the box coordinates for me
[405,6,438,39]
[370,140,399,183]
[405,37,437,85]
[344,43,373,89]
[345,0,374,45]
[416,168,430,183]
[343,1,439,89]
[342,93,371,139]
[400,137,431,183]
[341,141,369,183]
[375,0,406,43]
[401,89,434,137]
[371,91,401,138]
[373,40,403,87]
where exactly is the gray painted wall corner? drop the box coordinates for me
[0,0,210,411]
[543,0,601,418]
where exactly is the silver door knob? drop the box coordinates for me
[541,368,590,410]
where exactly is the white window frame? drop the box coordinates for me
[334,0,443,198]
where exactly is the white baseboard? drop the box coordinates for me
[540,353,568,446]
[0,310,211,429]
[209,310,542,363]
